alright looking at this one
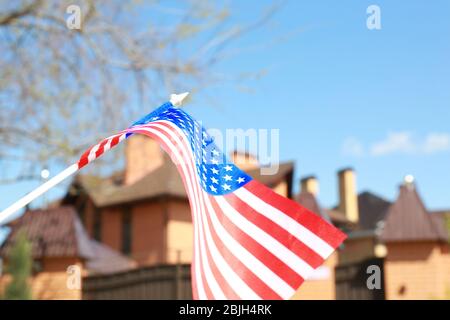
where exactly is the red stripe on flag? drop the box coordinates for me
[224,192,324,269]
[77,146,94,169]
[207,195,288,299]
[95,139,109,158]
[204,200,282,299]
[129,126,207,299]
[109,135,121,148]
[244,180,347,248]
[200,226,241,299]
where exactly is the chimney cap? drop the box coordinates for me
[301,175,317,182]
[404,174,415,184]
[338,167,355,175]
[403,174,415,190]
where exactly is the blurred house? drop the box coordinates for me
[294,170,450,300]
[1,136,448,300]
[291,172,353,300]
[62,136,294,267]
[0,207,135,299]
[380,180,449,299]
[56,136,295,299]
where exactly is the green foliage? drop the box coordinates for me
[3,231,32,300]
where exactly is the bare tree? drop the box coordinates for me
[0,0,281,182]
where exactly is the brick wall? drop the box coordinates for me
[384,241,450,299]
[131,201,166,265]
[100,207,123,252]
[98,199,192,267]
[166,201,193,264]
[0,258,83,300]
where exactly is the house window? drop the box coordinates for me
[121,207,132,255]
[93,208,102,241]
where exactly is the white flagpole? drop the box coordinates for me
[0,92,189,225]
[0,164,78,225]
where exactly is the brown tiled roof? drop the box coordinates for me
[86,241,137,275]
[294,190,359,229]
[92,160,186,207]
[0,206,135,274]
[69,159,295,207]
[0,206,93,259]
[294,192,358,231]
[246,162,294,187]
[381,185,448,242]
[358,191,392,231]
[296,192,322,216]
[67,171,125,206]
[325,209,352,225]
[431,209,450,215]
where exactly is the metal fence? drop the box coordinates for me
[82,264,192,300]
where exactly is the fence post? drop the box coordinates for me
[175,250,182,300]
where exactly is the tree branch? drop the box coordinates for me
[0,0,43,26]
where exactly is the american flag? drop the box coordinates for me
[78,101,347,300]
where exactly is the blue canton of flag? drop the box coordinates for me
[131,103,252,195]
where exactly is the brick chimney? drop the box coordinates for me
[124,135,164,185]
[300,175,319,196]
[338,168,359,223]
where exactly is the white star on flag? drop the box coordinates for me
[237,177,245,183]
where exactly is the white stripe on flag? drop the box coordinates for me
[87,143,100,162]
[202,191,295,299]
[214,196,315,279]
[150,121,261,299]
[131,125,208,299]
[234,187,334,258]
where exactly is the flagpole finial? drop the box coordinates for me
[170,92,190,107]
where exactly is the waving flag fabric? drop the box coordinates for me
[78,102,347,300]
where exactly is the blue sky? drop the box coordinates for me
[1,0,450,232]
[186,0,450,211]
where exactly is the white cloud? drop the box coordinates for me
[370,132,415,156]
[341,137,364,157]
[423,133,450,154]
[342,132,450,157]
[371,132,450,156]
